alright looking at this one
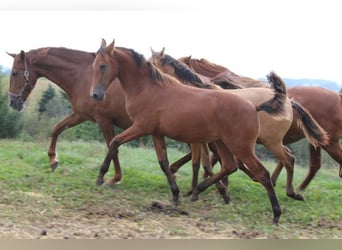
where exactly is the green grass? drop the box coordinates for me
[0,139,341,238]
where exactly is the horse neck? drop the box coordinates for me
[114,49,152,96]
[31,49,93,98]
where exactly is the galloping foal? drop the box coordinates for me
[90,39,288,224]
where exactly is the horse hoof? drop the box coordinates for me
[222,195,230,204]
[288,193,305,201]
[183,190,193,197]
[50,161,59,172]
[273,218,280,226]
[190,194,198,202]
[96,179,105,186]
[104,177,122,186]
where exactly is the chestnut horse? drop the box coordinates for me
[180,56,341,190]
[90,39,288,224]
[7,48,131,185]
[150,48,329,200]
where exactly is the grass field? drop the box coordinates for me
[0,139,341,239]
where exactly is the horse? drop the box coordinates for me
[179,56,341,190]
[7,48,131,186]
[90,39,288,224]
[149,48,329,200]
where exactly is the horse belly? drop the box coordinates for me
[158,109,219,143]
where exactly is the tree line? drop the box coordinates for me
[0,67,338,168]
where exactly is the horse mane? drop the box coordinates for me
[179,56,269,89]
[161,54,204,84]
[27,47,95,65]
[179,57,237,78]
[118,47,180,87]
[158,54,220,90]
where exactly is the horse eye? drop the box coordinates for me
[11,71,18,77]
[99,64,106,71]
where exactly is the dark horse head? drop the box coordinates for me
[7,50,39,111]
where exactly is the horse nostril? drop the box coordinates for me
[92,93,99,100]
[10,100,14,106]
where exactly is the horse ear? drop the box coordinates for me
[150,47,155,54]
[160,47,165,57]
[6,52,17,58]
[19,50,25,61]
[100,38,107,49]
[107,39,115,52]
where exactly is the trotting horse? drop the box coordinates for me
[91,39,287,224]
[179,56,341,190]
[149,48,329,200]
[7,48,131,185]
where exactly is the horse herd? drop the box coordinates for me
[7,39,342,224]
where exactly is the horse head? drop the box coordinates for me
[7,50,39,111]
[91,39,117,101]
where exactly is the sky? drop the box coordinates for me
[1,0,342,82]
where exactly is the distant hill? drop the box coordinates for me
[258,77,341,93]
[284,78,342,93]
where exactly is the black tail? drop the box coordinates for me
[256,71,287,116]
[291,100,329,147]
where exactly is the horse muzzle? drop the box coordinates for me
[9,95,25,111]
[91,85,105,101]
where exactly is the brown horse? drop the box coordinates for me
[7,48,132,185]
[150,48,329,200]
[180,56,340,190]
[90,39,288,224]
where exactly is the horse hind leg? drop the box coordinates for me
[299,140,342,190]
[183,144,201,197]
[269,143,304,200]
[298,145,321,190]
[191,141,237,205]
[239,154,282,225]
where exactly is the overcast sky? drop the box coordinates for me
[1,0,342,82]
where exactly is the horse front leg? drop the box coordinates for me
[96,119,122,186]
[152,135,180,205]
[48,113,85,171]
[96,124,146,186]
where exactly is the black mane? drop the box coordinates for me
[162,54,204,84]
[121,47,164,82]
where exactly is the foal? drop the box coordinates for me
[90,39,287,224]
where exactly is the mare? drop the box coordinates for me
[90,39,287,224]
[8,48,131,185]
[150,48,329,200]
[7,47,213,188]
[179,56,340,190]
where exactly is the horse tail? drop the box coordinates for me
[256,71,286,116]
[291,100,330,147]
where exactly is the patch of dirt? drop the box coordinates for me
[0,200,263,239]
